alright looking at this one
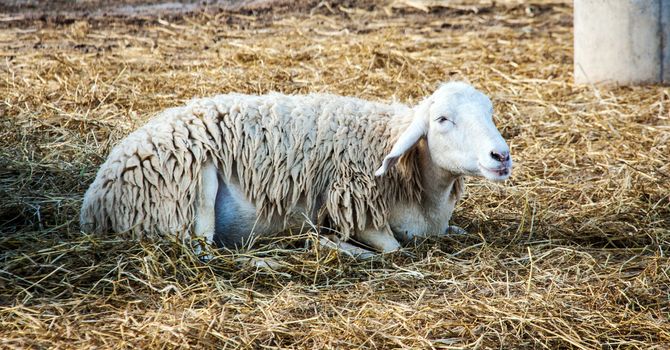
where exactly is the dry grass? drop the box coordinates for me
[1,0,669,348]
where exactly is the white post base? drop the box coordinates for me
[574,0,670,85]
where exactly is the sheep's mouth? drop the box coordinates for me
[478,163,511,180]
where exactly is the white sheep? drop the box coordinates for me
[80,81,512,256]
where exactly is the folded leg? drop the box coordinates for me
[356,226,401,253]
[318,235,377,260]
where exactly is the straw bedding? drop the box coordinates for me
[1,0,668,348]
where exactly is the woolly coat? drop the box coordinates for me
[80,93,426,240]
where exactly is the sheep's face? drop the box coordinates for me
[426,85,512,181]
[375,82,512,181]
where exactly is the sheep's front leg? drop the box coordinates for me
[193,161,218,255]
[356,226,401,253]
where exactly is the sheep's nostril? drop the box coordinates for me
[490,151,510,163]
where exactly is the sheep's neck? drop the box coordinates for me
[415,141,460,208]
[387,140,459,237]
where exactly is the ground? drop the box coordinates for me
[0,0,669,348]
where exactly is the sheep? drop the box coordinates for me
[80,81,512,256]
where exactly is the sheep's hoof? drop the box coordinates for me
[191,240,215,262]
[234,257,284,270]
[198,253,215,262]
[446,225,468,235]
[196,247,216,262]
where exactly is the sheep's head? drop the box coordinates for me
[375,82,512,181]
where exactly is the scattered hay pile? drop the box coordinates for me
[1,0,668,348]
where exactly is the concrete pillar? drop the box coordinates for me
[574,0,670,85]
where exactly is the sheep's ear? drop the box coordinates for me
[375,116,428,176]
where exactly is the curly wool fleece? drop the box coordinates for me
[80,93,425,240]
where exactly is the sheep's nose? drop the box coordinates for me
[490,151,510,163]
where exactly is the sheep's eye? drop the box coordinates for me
[436,116,454,125]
